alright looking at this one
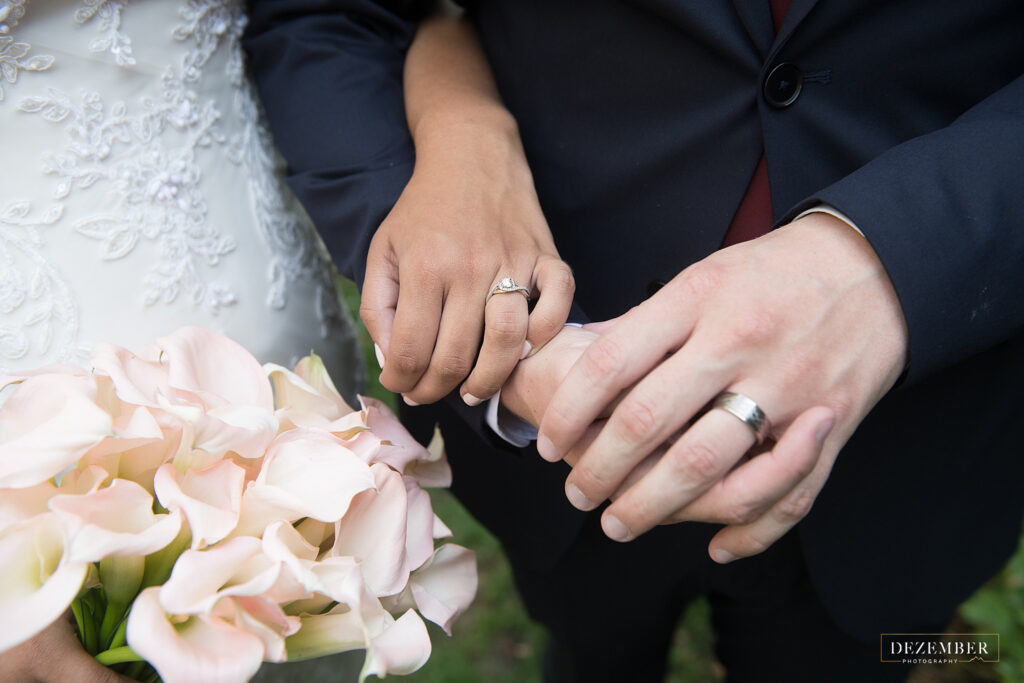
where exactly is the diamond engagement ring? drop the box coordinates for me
[485,277,531,305]
[711,391,771,444]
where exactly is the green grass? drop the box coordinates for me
[338,277,1024,682]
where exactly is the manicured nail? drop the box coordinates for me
[565,483,595,511]
[462,393,483,407]
[602,515,632,542]
[403,395,420,406]
[373,343,385,370]
[520,340,532,360]
[711,548,736,564]
[536,435,560,462]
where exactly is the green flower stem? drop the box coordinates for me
[99,602,127,649]
[141,525,191,590]
[95,646,143,666]
[109,618,128,651]
[70,599,87,646]
[79,594,100,655]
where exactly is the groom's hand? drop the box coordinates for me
[535,214,908,563]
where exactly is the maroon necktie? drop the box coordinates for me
[720,0,792,247]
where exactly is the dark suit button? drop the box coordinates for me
[646,279,667,298]
[763,62,803,108]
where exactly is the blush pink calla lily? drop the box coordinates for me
[157,327,274,412]
[264,360,364,437]
[234,429,375,537]
[158,536,280,617]
[127,587,265,683]
[49,478,182,563]
[154,460,246,549]
[0,374,113,488]
[0,513,89,651]
[331,463,410,597]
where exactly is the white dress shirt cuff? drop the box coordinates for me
[793,204,865,236]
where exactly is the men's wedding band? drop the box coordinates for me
[711,391,771,444]
[485,277,531,305]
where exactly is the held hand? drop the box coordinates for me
[0,617,130,683]
[536,214,909,562]
[360,117,574,406]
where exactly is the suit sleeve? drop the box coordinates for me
[793,72,1024,386]
[243,0,431,288]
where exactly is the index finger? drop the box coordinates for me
[536,292,695,462]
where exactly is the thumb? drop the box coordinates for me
[359,245,400,367]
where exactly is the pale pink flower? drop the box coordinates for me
[49,478,182,563]
[0,513,89,651]
[234,429,374,537]
[354,398,451,487]
[0,480,57,531]
[330,463,411,597]
[127,587,265,683]
[158,537,280,617]
[265,355,364,437]
[154,460,246,549]
[404,545,478,636]
[0,374,113,488]
[157,327,273,412]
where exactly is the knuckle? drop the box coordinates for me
[725,309,776,347]
[615,397,661,443]
[549,262,576,294]
[583,337,624,379]
[486,309,525,345]
[671,442,722,481]
[676,261,723,299]
[432,353,472,385]
[776,487,817,523]
[389,344,427,378]
[722,501,761,527]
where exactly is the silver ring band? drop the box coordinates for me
[485,277,531,305]
[711,391,771,444]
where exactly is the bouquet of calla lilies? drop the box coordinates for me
[0,327,477,682]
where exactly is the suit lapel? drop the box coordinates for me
[731,0,775,58]
[772,0,819,50]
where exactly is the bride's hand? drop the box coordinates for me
[360,7,574,407]
[0,617,130,683]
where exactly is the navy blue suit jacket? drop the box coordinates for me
[244,0,1024,640]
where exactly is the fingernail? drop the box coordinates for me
[373,343,385,370]
[520,340,532,360]
[602,515,632,542]
[711,548,736,564]
[815,415,836,445]
[403,395,420,407]
[565,483,595,511]
[463,393,483,407]
[536,435,560,462]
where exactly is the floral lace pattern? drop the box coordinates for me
[0,0,350,376]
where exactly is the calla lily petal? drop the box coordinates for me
[265,363,364,437]
[229,595,301,663]
[357,399,452,487]
[0,513,89,651]
[234,430,374,536]
[403,480,439,571]
[331,463,409,597]
[155,461,246,549]
[49,479,182,563]
[407,545,478,635]
[159,536,279,616]
[158,327,273,412]
[0,374,113,488]
[0,480,57,531]
[361,609,431,680]
[127,587,265,683]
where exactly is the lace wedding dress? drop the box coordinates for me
[0,0,361,399]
